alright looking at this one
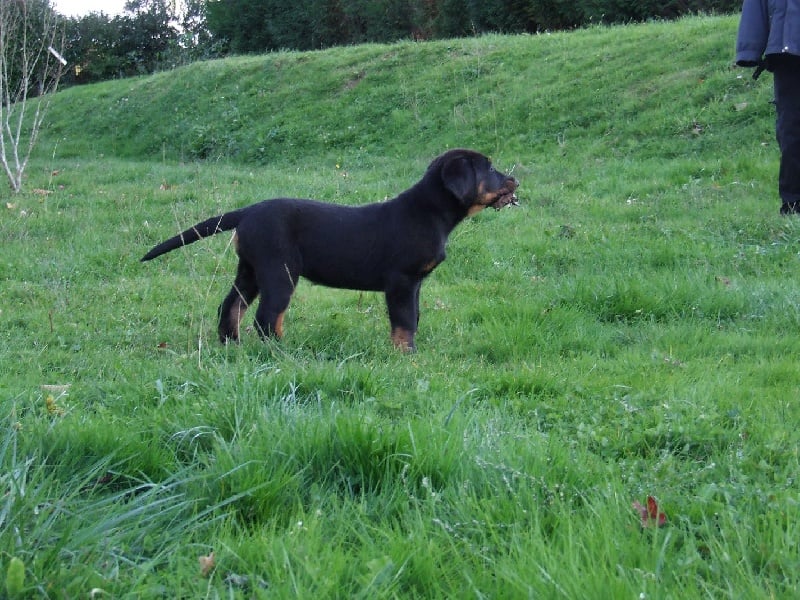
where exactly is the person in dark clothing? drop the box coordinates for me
[736,0,800,214]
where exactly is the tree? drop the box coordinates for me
[119,0,179,74]
[178,0,219,62]
[0,0,66,193]
[206,0,274,54]
[62,12,121,84]
[61,0,186,86]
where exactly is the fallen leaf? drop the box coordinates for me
[41,384,71,393]
[45,395,65,416]
[199,552,215,577]
[633,495,666,528]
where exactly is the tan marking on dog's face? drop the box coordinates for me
[468,181,498,215]
[475,180,493,201]
[467,203,488,217]
[468,174,519,216]
[391,327,415,352]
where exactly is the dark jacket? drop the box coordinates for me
[736,0,800,68]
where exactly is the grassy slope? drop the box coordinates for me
[2,14,799,598]
[40,15,770,167]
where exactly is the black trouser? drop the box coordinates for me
[770,54,800,213]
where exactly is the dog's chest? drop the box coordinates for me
[417,247,446,277]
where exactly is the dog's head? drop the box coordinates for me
[434,149,519,216]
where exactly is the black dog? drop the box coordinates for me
[141,149,518,351]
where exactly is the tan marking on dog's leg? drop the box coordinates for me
[421,259,440,274]
[228,295,249,340]
[391,327,415,352]
[274,311,285,338]
[233,300,248,338]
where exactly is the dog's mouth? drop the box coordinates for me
[490,178,520,210]
[490,191,519,210]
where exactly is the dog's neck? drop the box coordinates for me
[395,178,466,233]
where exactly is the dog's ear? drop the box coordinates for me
[441,156,476,205]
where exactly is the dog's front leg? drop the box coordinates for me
[385,278,422,352]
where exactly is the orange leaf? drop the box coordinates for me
[633,496,666,528]
[199,552,215,577]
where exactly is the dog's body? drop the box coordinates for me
[142,149,518,351]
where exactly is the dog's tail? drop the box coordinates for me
[141,209,245,262]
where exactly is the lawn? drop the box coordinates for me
[1,14,798,598]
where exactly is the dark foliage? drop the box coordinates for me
[57,0,742,85]
[205,0,743,52]
[60,0,180,85]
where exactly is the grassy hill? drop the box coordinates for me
[41,15,769,168]
[4,14,799,598]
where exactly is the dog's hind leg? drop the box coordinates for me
[252,263,296,340]
[218,259,259,343]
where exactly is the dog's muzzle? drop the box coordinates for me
[491,177,520,210]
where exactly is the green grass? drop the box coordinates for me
[2,13,799,598]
